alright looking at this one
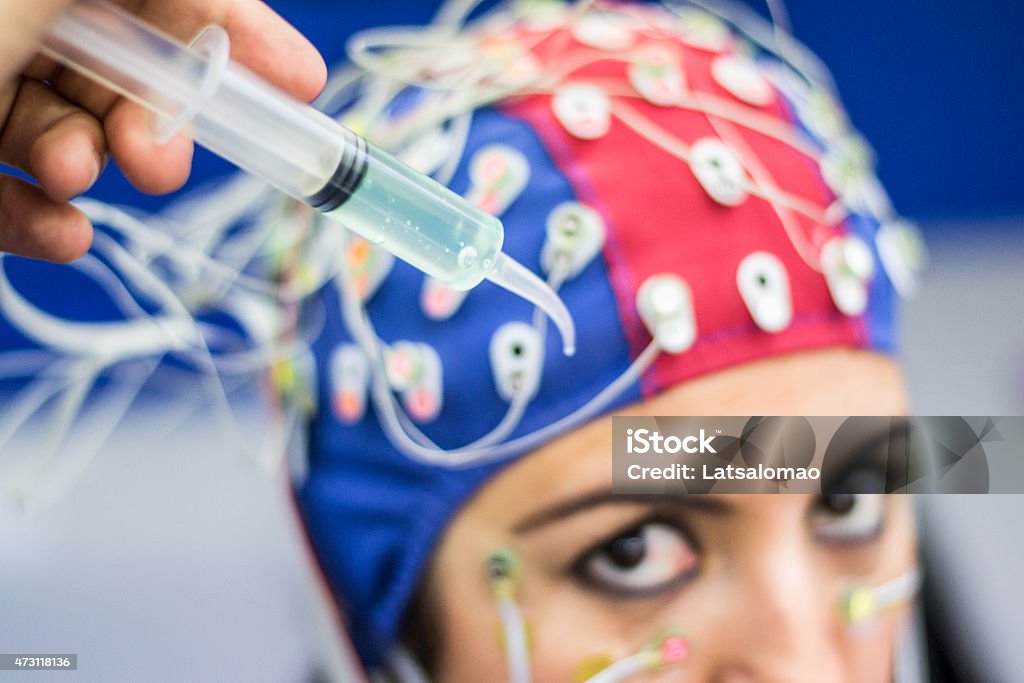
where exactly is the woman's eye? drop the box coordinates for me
[574,521,699,596]
[810,493,885,544]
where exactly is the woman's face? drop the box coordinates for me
[418,349,916,682]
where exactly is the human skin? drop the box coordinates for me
[0,0,326,262]
[418,348,916,682]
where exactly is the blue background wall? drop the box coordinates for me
[79,0,1024,221]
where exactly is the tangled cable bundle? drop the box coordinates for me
[0,0,925,510]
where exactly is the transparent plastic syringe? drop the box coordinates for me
[42,0,575,354]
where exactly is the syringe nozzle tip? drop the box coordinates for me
[486,253,576,357]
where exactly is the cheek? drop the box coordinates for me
[841,612,908,682]
[431,562,912,683]
[522,581,663,682]
[431,595,513,683]
[523,599,907,683]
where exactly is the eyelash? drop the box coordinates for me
[570,514,702,599]
[809,494,887,546]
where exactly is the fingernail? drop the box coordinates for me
[88,153,105,189]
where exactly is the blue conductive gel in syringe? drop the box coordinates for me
[42,0,575,354]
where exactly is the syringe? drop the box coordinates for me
[41,0,575,354]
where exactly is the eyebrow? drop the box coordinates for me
[512,490,734,535]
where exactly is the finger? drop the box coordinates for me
[211,0,328,102]
[22,54,64,84]
[51,0,327,119]
[0,175,93,262]
[104,99,193,195]
[123,0,327,102]
[0,0,74,84]
[6,75,190,198]
[0,79,105,202]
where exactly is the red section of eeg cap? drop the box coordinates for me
[501,9,865,396]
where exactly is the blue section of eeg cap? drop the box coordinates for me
[297,107,640,666]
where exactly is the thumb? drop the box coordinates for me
[0,0,75,83]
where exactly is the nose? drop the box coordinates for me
[708,533,846,683]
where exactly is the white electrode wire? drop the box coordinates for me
[345,0,600,149]
[279,214,353,302]
[438,338,657,466]
[81,200,285,302]
[202,298,325,379]
[0,361,81,455]
[352,77,408,140]
[71,252,154,320]
[432,0,487,31]
[88,232,221,353]
[375,87,481,152]
[367,11,561,149]
[90,228,257,321]
[340,252,659,466]
[83,199,239,295]
[0,255,194,358]
[0,349,62,380]
[875,569,923,608]
[695,95,824,271]
[582,653,650,683]
[391,260,569,452]
[212,220,284,285]
[389,371,532,453]
[98,193,282,301]
[338,255,582,462]
[853,173,897,223]
[6,0,847,487]
[2,358,99,509]
[498,596,532,683]
[14,359,160,514]
[581,79,824,161]
[610,99,836,230]
[162,173,272,246]
[88,233,274,470]
[454,261,569,450]
[431,111,474,186]
[314,64,370,117]
[387,647,431,683]
[528,48,637,95]
[666,0,837,93]
[89,193,340,320]
[198,290,280,364]
[85,183,326,383]
[347,27,495,89]
[761,0,794,60]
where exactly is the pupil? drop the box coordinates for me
[825,493,856,514]
[608,531,646,569]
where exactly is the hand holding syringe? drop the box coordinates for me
[36,0,575,354]
[0,0,326,262]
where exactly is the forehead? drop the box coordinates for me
[460,349,906,524]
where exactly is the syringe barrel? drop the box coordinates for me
[44,0,344,203]
[43,0,505,289]
[319,144,504,291]
[197,73,505,290]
